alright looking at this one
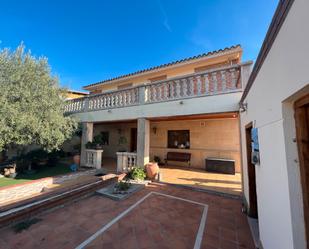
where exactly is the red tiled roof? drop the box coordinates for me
[84,44,241,89]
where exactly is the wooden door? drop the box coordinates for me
[294,94,309,246]
[245,123,258,218]
[130,128,137,152]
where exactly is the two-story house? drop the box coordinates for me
[65,45,252,195]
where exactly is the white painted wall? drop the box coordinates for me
[240,1,309,248]
[71,91,242,123]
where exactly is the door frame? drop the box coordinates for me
[294,94,309,246]
[130,128,137,152]
[245,122,258,218]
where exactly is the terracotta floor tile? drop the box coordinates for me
[1,183,255,249]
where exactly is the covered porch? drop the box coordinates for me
[81,112,242,196]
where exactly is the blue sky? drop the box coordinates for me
[0,0,278,91]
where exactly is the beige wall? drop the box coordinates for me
[93,118,241,172]
[94,122,137,158]
[150,118,241,172]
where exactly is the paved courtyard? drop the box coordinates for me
[0,183,254,249]
[159,166,242,196]
[101,158,242,196]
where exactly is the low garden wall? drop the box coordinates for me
[0,169,97,206]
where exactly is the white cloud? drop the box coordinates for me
[157,0,172,32]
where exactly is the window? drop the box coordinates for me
[101,131,109,145]
[168,130,190,149]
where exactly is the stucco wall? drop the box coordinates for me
[240,0,309,248]
[150,118,241,172]
[94,122,137,158]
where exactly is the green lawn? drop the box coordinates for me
[0,163,71,188]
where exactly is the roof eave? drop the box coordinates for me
[83,45,242,91]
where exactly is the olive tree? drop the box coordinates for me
[0,44,77,153]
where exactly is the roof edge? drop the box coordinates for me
[240,0,295,103]
[67,89,89,95]
[84,44,242,90]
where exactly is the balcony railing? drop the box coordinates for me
[64,64,242,114]
[116,152,137,173]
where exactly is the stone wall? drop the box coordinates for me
[150,118,241,172]
[0,178,53,205]
[0,169,97,206]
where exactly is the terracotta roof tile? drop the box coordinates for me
[84,44,241,89]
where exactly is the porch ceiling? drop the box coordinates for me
[92,112,238,125]
[148,111,238,122]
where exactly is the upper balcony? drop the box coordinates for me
[65,62,251,122]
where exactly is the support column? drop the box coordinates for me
[137,118,150,167]
[80,122,93,167]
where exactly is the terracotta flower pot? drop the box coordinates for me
[73,154,80,165]
[145,162,159,180]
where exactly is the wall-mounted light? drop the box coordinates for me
[179,100,184,105]
[152,126,157,134]
[239,102,248,113]
[107,109,112,113]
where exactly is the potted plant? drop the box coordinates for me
[125,167,146,181]
[72,144,81,166]
[85,134,104,150]
[145,162,159,180]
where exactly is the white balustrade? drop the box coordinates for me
[85,149,103,169]
[116,152,137,173]
[64,64,242,114]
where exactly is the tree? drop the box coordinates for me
[0,44,77,153]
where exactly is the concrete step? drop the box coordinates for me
[0,174,117,228]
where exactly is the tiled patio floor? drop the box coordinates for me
[0,183,254,249]
[159,166,242,196]
[101,158,242,196]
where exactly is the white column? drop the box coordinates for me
[137,118,150,167]
[80,122,93,167]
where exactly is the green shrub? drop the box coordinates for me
[85,134,104,149]
[114,181,131,191]
[126,167,146,181]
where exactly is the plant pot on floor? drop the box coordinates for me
[73,154,80,165]
[145,162,159,180]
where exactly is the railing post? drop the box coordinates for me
[138,85,146,105]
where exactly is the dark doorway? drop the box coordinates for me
[294,94,309,246]
[130,128,137,152]
[245,123,258,218]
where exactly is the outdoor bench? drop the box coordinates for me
[164,152,191,167]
